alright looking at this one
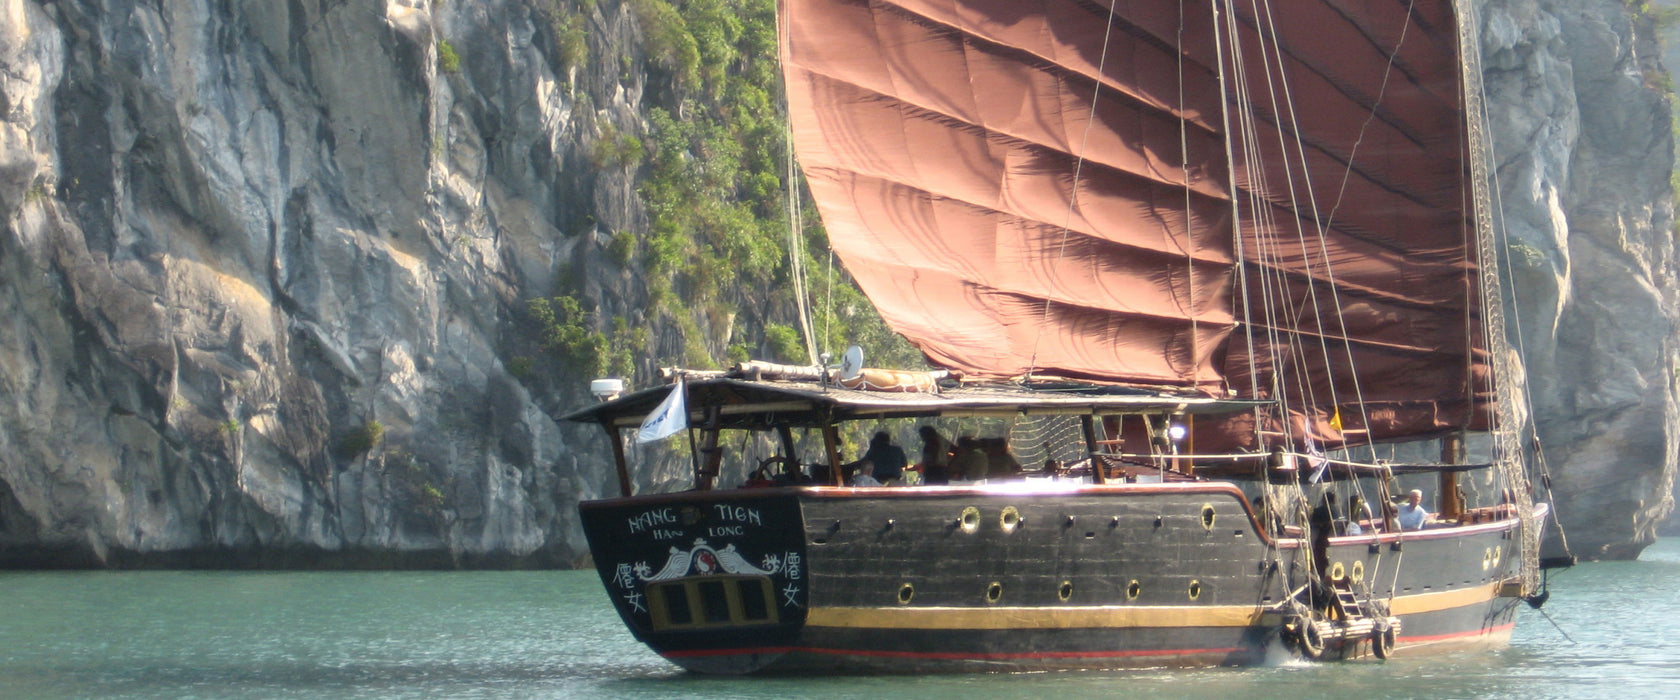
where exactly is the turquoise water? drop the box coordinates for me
[2,540,1676,699]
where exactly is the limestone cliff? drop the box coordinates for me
[0,0,1673,567]
[0,0,645,566]
[1477,0,1678,557]
[1651,1,1680,539]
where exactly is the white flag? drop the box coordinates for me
[636,379,688,443]
[1305,435,1328,484]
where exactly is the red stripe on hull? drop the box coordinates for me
[665,645,1243,661]
[1401,621,1515,645]
[663,646,797,658]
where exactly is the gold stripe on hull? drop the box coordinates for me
[807,604,1267,630]
[1385,581,1502,615]
[806,582,1501,630]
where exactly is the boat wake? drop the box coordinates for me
[1259,637,1312,669]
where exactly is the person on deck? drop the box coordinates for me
[845,431,908,485]
[1308,491,1336,610]
[950,436,989,482]
[918,426,953,485]
[1346,494,1375,535]
[1397,489,1431,530]
[844,463,881,487]
[982,438,1024,480]
[1310,491,1337,540]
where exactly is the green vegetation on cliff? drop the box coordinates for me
[527,295,642,379]
[534,0,919,388]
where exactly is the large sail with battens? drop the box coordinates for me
[780,0,1486,444]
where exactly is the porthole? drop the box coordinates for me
[1126,580,1141,601]
[1351,560,1366,584]
[1058,580,1075,602]
[1000,506,1021,533]
[1329,562,1346,581]
[985,581,1004,604]
[1482,547,1492,571]
[897,583,915,605]
[959,506,981,533]
[1490,547,1502,569]
[1187,580,1202,601]
[1200,504,1217,530]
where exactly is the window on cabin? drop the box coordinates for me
[648,575,778,630]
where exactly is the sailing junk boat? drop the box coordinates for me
[566,0,1562,673]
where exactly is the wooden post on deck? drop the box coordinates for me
[776,425,798,461]
[600,420,633,498]
[1375,473,1398,532]
[822,424,844,485]
[696,406,723,491]
[1081,415,1105,484]
[1181,414,1193,464]
[1439,432,1465,520]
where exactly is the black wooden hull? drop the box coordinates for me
[579,483,1525,674]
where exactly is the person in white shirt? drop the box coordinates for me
[1397,489,1430,530]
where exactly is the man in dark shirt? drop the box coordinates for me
[918,426,952,485]
[848,431,908,485]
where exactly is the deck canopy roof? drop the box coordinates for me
[563,376,1267,431]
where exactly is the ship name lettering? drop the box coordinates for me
[708,526,743,537]
[652,528,683,540]
[627,508,677,534]
[712,504,762,526]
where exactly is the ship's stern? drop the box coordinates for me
[579,491,810,673]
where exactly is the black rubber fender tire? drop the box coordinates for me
[1372,622,1397,659]
[1298,620,1325,660]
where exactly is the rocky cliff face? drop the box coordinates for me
[1477,0,1678,558]
[1651,1,1680,539]
[0,0,1673,567]
[0,0,645,566]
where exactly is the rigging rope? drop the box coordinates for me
[1455,0,1543,594]
[1259,0,1424,468]
[1221,0,1476,601]
[1025,0,1121,382]
[785,120,817,366]
[1470,5,1574,566]
[1179,0,1200,385]
[1006,416,1089,469]
[1243,0,1322,454]
[1247,0,1428,547]
[776,8,819,366]
[824,245,834,359]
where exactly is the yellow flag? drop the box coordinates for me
[1329,407,1344,433]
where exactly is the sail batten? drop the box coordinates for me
[874,0,1231,125]
[798,165,1233,263]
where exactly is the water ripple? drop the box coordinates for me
[2,543,1676,699]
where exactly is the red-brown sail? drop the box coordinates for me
[780,0,1484,443]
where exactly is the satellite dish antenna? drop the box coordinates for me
[839,345,864,381]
